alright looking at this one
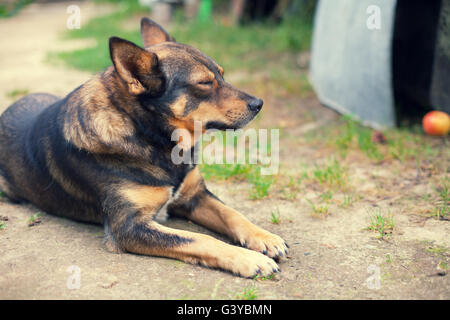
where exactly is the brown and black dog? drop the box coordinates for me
[0,18,287,277]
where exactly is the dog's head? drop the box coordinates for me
[109,18,263,134]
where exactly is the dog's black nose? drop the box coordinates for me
[247,98,263,112]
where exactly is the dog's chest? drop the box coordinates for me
[154,164,194,222]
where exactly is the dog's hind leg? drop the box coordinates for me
[0,168,23,203]
[103,183,279,278]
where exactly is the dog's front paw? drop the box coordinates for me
[237,227,289,260]
[221,246,280,278]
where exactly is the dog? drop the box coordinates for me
[0,18,288,277]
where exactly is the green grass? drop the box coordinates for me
[438,261,448,275]
[312,158,347,188]
[333,115,383,160]
[385,254,393,264]
[28,213,42,226]
[0,0,32,18]
[0,221,5,230]
[171,16,313,73]
[248,174,274,200]
[426,243,449,274]
[199,132,275,199]
[426,245,448,256]
[51,0,314,97]
[320,190,333,203]
[280,176,301,200]
[339,193,358,208]
[386,126,437,161]
[434,177,449,220]
[6,88,29,99]
[200,163,274,200]
[270,208,281,224]
[254,273,276,281]
[51,1,148,72]
[367,209,395,239]
[309,115,438,164]
[306,199,330,219]
[235,283,258,300]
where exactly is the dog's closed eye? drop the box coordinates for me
[197,80,213,86]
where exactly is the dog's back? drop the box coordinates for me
[0,93,59,202]
[0,92,104,224]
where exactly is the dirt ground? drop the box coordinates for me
[0,2,449,300]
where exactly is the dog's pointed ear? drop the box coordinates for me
[140,17,175,48]
[109,37,165,96]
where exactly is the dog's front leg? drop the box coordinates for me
[168,168,289,259]
[102,183,279,278]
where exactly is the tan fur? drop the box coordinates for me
[171,95,188,118]
[120,184,171,213]
[62,74,136,153]
[182,192,287,259]
[125,222,279,277]
[176,167,204,199]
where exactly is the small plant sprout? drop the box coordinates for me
[270,208,281,224]
[434,177,449,220]
[306,199,330,219]
[28,213,42,227]
[320,191,333,203]
[340,194,352,208]
[312,158,347,188]
[385,254,393,264]
[249,174,274,200]
[254,273,276,281]
[235,284,258,300]
[367,209,395,239]
[0,221,5,230]
[437,261,448,276]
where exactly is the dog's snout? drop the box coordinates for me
[247,98,263,112]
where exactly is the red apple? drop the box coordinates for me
[422,111,450,136]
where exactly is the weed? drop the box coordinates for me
[28,213,42,227]
[426,245,448,256]
[6,88,29,100]
[367,209,394,239]
[434,177,449,220]
[0,221,5,230]
[200,163,252,181]
[386,127,437,162]
[254,274,276,281]
[437,261,448,274]
[312,158,347,188]
[249,174,274,200]
[201,162,273,200]
[320,191,333,203]
[339,193,357,208]
[235,284,258,300]
[385,254,393,264]
[335,116,383,160]
[270,208,281,224]
[280,176,302,200]
[306,199,330,219]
